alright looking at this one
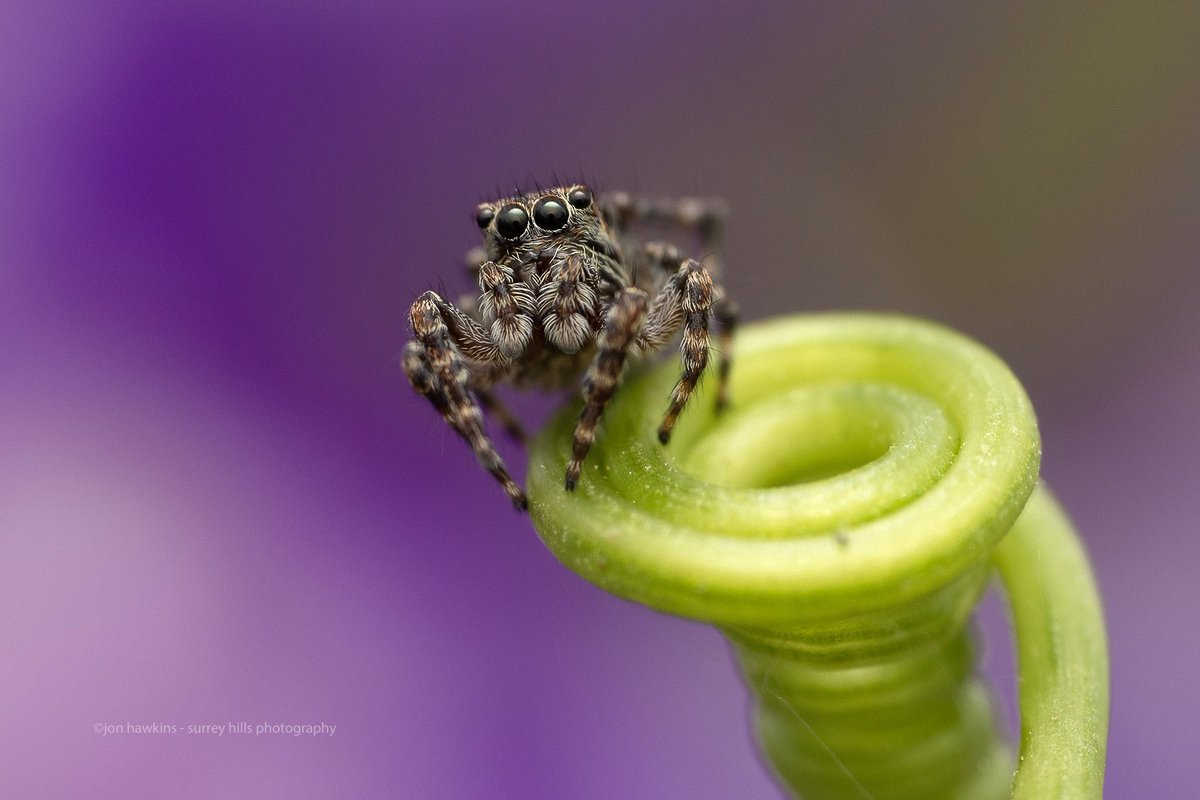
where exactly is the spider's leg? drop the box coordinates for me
[463,246,487,282]
[474,386,527,445]
[600,194,727,271]
[565,288,649,490]
[616,196,734,410]
[405,290,527,510]
[450,247,489,316]
[712,295,738,411]
[636,246,716,444]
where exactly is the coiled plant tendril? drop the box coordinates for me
[528,314,1108,799]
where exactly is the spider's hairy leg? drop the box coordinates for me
[463,245,487,281]
[666,197,735,412]
[404,290,527,510]
[611,196,734,411]
[636,246,716,444]
[602,193,728,268]
[475,386,528,445]
[454,247,487,317]
[565,288,649,491]
[713,295,738,411]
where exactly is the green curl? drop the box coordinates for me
[528,313,1107,798]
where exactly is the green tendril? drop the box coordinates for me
[527,313,1108,799]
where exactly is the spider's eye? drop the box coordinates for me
[495,204,529,239]
[475,206,495,229]
[567,188,592,209]
[533,197,569,231]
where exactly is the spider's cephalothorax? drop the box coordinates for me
[403,183,737,510]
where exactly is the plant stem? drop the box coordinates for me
[996,487,1109,798]
[527,313,1107,798]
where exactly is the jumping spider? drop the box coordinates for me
[403,183,736,510]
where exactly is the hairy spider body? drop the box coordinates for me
[404,184,736,510]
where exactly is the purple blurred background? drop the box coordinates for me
[3,2,1197,797]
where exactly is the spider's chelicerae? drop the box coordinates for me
[403,183,736,510]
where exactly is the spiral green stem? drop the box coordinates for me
[527,313,1107,798]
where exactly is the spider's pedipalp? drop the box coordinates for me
[478,261,535,359]
[537,254,597,354]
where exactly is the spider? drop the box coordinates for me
[403,183,736,510]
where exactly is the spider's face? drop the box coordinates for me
[474,185,610,262]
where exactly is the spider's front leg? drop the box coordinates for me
[638,244,719,444]
[404,290,528,510]
[565,288,649,490]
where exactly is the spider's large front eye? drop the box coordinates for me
[568,187,592,209]
[495,204,529,239]
[533,197,569,230]
[475,206,495,229]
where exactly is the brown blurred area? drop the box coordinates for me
[579,4,1200,410]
